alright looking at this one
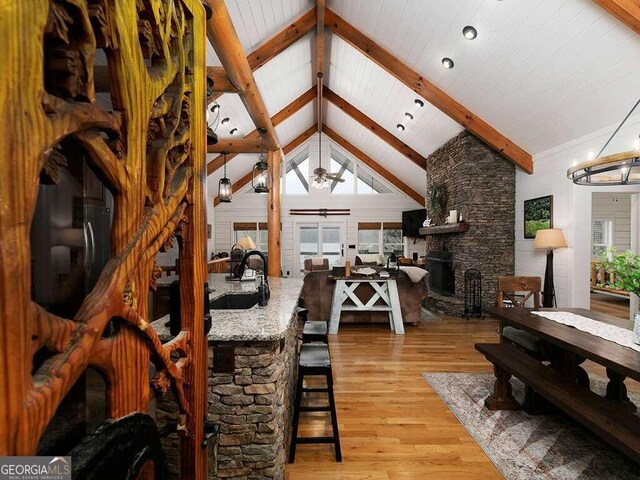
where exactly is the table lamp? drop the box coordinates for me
[534,228,567,307]
[236,235,257,250]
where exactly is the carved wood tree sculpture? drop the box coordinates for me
[0,1,208,475]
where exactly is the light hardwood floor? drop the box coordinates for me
[285,317,504,480]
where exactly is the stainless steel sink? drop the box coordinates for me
[210,293,259,310]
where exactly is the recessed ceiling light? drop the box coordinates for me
[396,124,405,132]
[414,99,424,108]
[442,57,454,69]
[221,117,230,124]
[210,104,220,113]
[229,128,238,135]
[463,26,477,40]
[405,112,414,120]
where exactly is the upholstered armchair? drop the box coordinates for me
[303,257,330,273]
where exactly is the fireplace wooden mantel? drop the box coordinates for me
[419,222,470,235]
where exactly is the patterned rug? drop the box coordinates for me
[423,372,640,480]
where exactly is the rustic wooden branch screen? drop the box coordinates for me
[0,1,208,476]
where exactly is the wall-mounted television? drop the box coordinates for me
[402,209,426,238]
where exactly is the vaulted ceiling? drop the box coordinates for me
[206,0,640,201]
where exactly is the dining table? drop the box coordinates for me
[485,307,640,410]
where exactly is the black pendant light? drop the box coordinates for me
[218,153,232,203]
[207,127,218,145]
[206,101,219,145]
[252,153,269,194]
[252,131,269,193]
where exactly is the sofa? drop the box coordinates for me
[300,267,429,326]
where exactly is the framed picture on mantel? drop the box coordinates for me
[524,195,553,239]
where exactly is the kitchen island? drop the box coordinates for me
[152,273,304,479]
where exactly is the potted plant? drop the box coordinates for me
[600,248,640,343]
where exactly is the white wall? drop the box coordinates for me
[592,193,632,253]
[515,114,640,308]
[212,133,423,276]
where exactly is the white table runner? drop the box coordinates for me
[532,311,640,353]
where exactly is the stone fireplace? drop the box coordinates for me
[424,131,515,316]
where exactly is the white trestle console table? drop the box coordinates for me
[328,277,404,335]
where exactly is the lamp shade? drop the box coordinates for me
[533,228,567,249]
[237,235,257,250]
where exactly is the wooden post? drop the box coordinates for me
[267,150,282,277]
[205,0,281,152]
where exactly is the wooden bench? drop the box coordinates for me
[475,342,640,463]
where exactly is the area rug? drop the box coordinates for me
[423,372,640,480]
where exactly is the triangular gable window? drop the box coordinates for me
[282,148,309,194]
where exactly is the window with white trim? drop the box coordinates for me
[282,149,310,194]
[357,222,403,256]
[592,218,613,258]
[327,146,391,195]
[329,150,354,194]
[233,222,268,252]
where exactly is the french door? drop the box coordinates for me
[295,222,346,274]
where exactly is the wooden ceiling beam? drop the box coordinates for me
[283,124,317,155]
[272,87,317,126]
[324,8,533,174]
[248,8,317,71]
[593,0,640,35]
[206,87,316,174]
[323,124,425,206]
[316,0,325,77]
[323,86,427,169]
[207,138,264,154]
[316,0,325,133]
[213,124,317,206]
[207,8,316,102]
[206,0,280,151]
[206,66,238,93]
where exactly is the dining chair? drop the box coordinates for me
[496,276,543,355]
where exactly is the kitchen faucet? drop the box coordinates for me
[238,250,269,298]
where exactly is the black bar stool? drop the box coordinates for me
[289,343,341,462]
[297,306,328,343]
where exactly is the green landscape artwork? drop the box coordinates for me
[524,195,552,238]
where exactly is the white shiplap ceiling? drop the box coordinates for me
[207,0,640,197]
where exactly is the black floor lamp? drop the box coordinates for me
[534,228,567,308]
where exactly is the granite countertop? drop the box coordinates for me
[151,273,304,343]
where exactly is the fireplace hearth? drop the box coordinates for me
[426,251,455,296]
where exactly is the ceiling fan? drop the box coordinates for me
[310,131,345,188]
